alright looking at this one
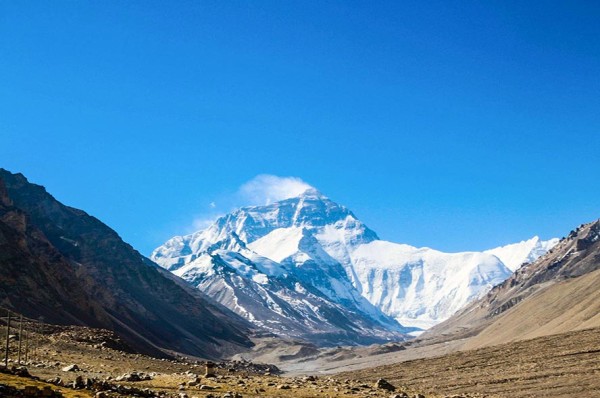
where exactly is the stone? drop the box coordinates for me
[277,384,291,390]
[61,364,80,372]
[375,378,396,392]
[205,362,216,378]
[74,375,85,389]
[13,366,31,377]
[46,377,63,386]
[116,372,143,382]
[24,386,40,396]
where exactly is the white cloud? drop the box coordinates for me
[183,175,315,234]
[239,174,315,205]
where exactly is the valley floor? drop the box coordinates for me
[2,322,599,397]
[340,327,600,398]
[0,323,437,398]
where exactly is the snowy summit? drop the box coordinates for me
[152,184,557,337]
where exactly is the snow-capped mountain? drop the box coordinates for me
[152,188,552,337]
[485,236,559,271]
[153,189,407,345]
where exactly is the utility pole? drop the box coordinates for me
[32,322,38,360]
[24,326,29,364]
[4,310,10,368]
[17,315,23,365]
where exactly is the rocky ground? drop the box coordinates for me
[0,323,445,398]
[341,327,600,398]
[2,322,599,397]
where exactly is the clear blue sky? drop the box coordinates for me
[1,1,599,255]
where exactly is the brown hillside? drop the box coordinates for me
[0,169,253,359]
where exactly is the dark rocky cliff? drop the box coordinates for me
[0,169,253,359]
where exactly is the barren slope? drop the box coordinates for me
[464,267,600,349]
[342,327,600,398]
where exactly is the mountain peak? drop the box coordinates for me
[485,236,559,272]
[297,187,326,199]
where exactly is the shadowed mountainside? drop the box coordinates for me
[0,168,253,359]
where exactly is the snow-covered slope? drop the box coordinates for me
[153,190,407,345]
[172,246,403,345]
[152,188,550,336]
[485,236,559,271]
[349,241,511,329]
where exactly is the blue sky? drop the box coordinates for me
[1,1,599,255]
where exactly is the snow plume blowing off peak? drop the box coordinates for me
[239,175,319,205]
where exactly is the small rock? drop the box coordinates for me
[46,377,63,386]
[12,367,31,377]
[200,385,216,390]
[73,375,85,389]
[23,386,40,396]
[277,384,291,390]
[61,364,80,372]
[375,378,396,392]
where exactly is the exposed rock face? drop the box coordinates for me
[0,168,253,359]
[0,177,105,328]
